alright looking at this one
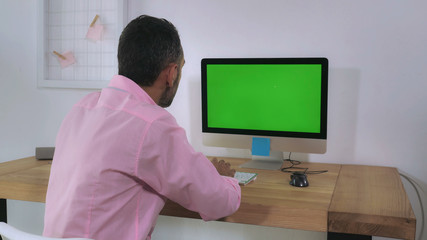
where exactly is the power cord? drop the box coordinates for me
[399,173,425,240]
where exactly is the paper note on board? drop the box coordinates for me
[86,15,103,41]
[54,51,75,68]
[86,24,104,41]
[252,137,270,156]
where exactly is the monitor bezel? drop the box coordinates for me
[201,57,328,140]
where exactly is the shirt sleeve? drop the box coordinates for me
[135,113,241,221]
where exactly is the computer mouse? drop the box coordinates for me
[289,172,309,187]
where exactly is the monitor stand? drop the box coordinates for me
[239,151,284,170]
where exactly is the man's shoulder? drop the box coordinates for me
[109,92,175,125]
[73,91,173,123]
[74,91,101,108]
[132,102,173,123]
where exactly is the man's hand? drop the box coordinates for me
[211,158,236,177]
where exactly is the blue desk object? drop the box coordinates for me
[251,137,270,156]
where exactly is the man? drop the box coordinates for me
[43,15,241,240]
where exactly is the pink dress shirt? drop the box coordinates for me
[43,75,241,240]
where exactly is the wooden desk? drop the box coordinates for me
[162,157,341,232]
[329,165,416,240]
[0,157,416,240]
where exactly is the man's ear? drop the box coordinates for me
[165,63,178,87]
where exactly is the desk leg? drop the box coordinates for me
[0,199,6,223]
[328,232,372,240]
[0,199,6,240]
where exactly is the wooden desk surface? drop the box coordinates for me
[0,157,51,202]
[161,157,341,232]
[0,156,416,239]
[328,165,416,240]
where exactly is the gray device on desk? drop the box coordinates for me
[35,147,55,160]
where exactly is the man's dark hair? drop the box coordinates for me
[118,15,183,86]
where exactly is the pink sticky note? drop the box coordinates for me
[86,24,104,41]
[58,51,76,68]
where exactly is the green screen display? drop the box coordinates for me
[202,58,327,139]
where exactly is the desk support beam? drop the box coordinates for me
[328,232,372,240]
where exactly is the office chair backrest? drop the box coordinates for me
[0,222,93,240]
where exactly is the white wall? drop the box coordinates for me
[1,0,426,239]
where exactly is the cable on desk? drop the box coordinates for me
[280,152,328,174]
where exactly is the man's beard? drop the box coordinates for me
[158,86,176,108]
[158,68,181,108]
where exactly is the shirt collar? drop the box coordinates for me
[107,75,156,105]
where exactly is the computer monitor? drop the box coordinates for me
[201,58,328,170]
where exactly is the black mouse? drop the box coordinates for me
[289,172,309,187]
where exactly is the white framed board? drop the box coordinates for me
[37,0,127,89]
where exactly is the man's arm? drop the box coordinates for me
[136,116,241,220]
